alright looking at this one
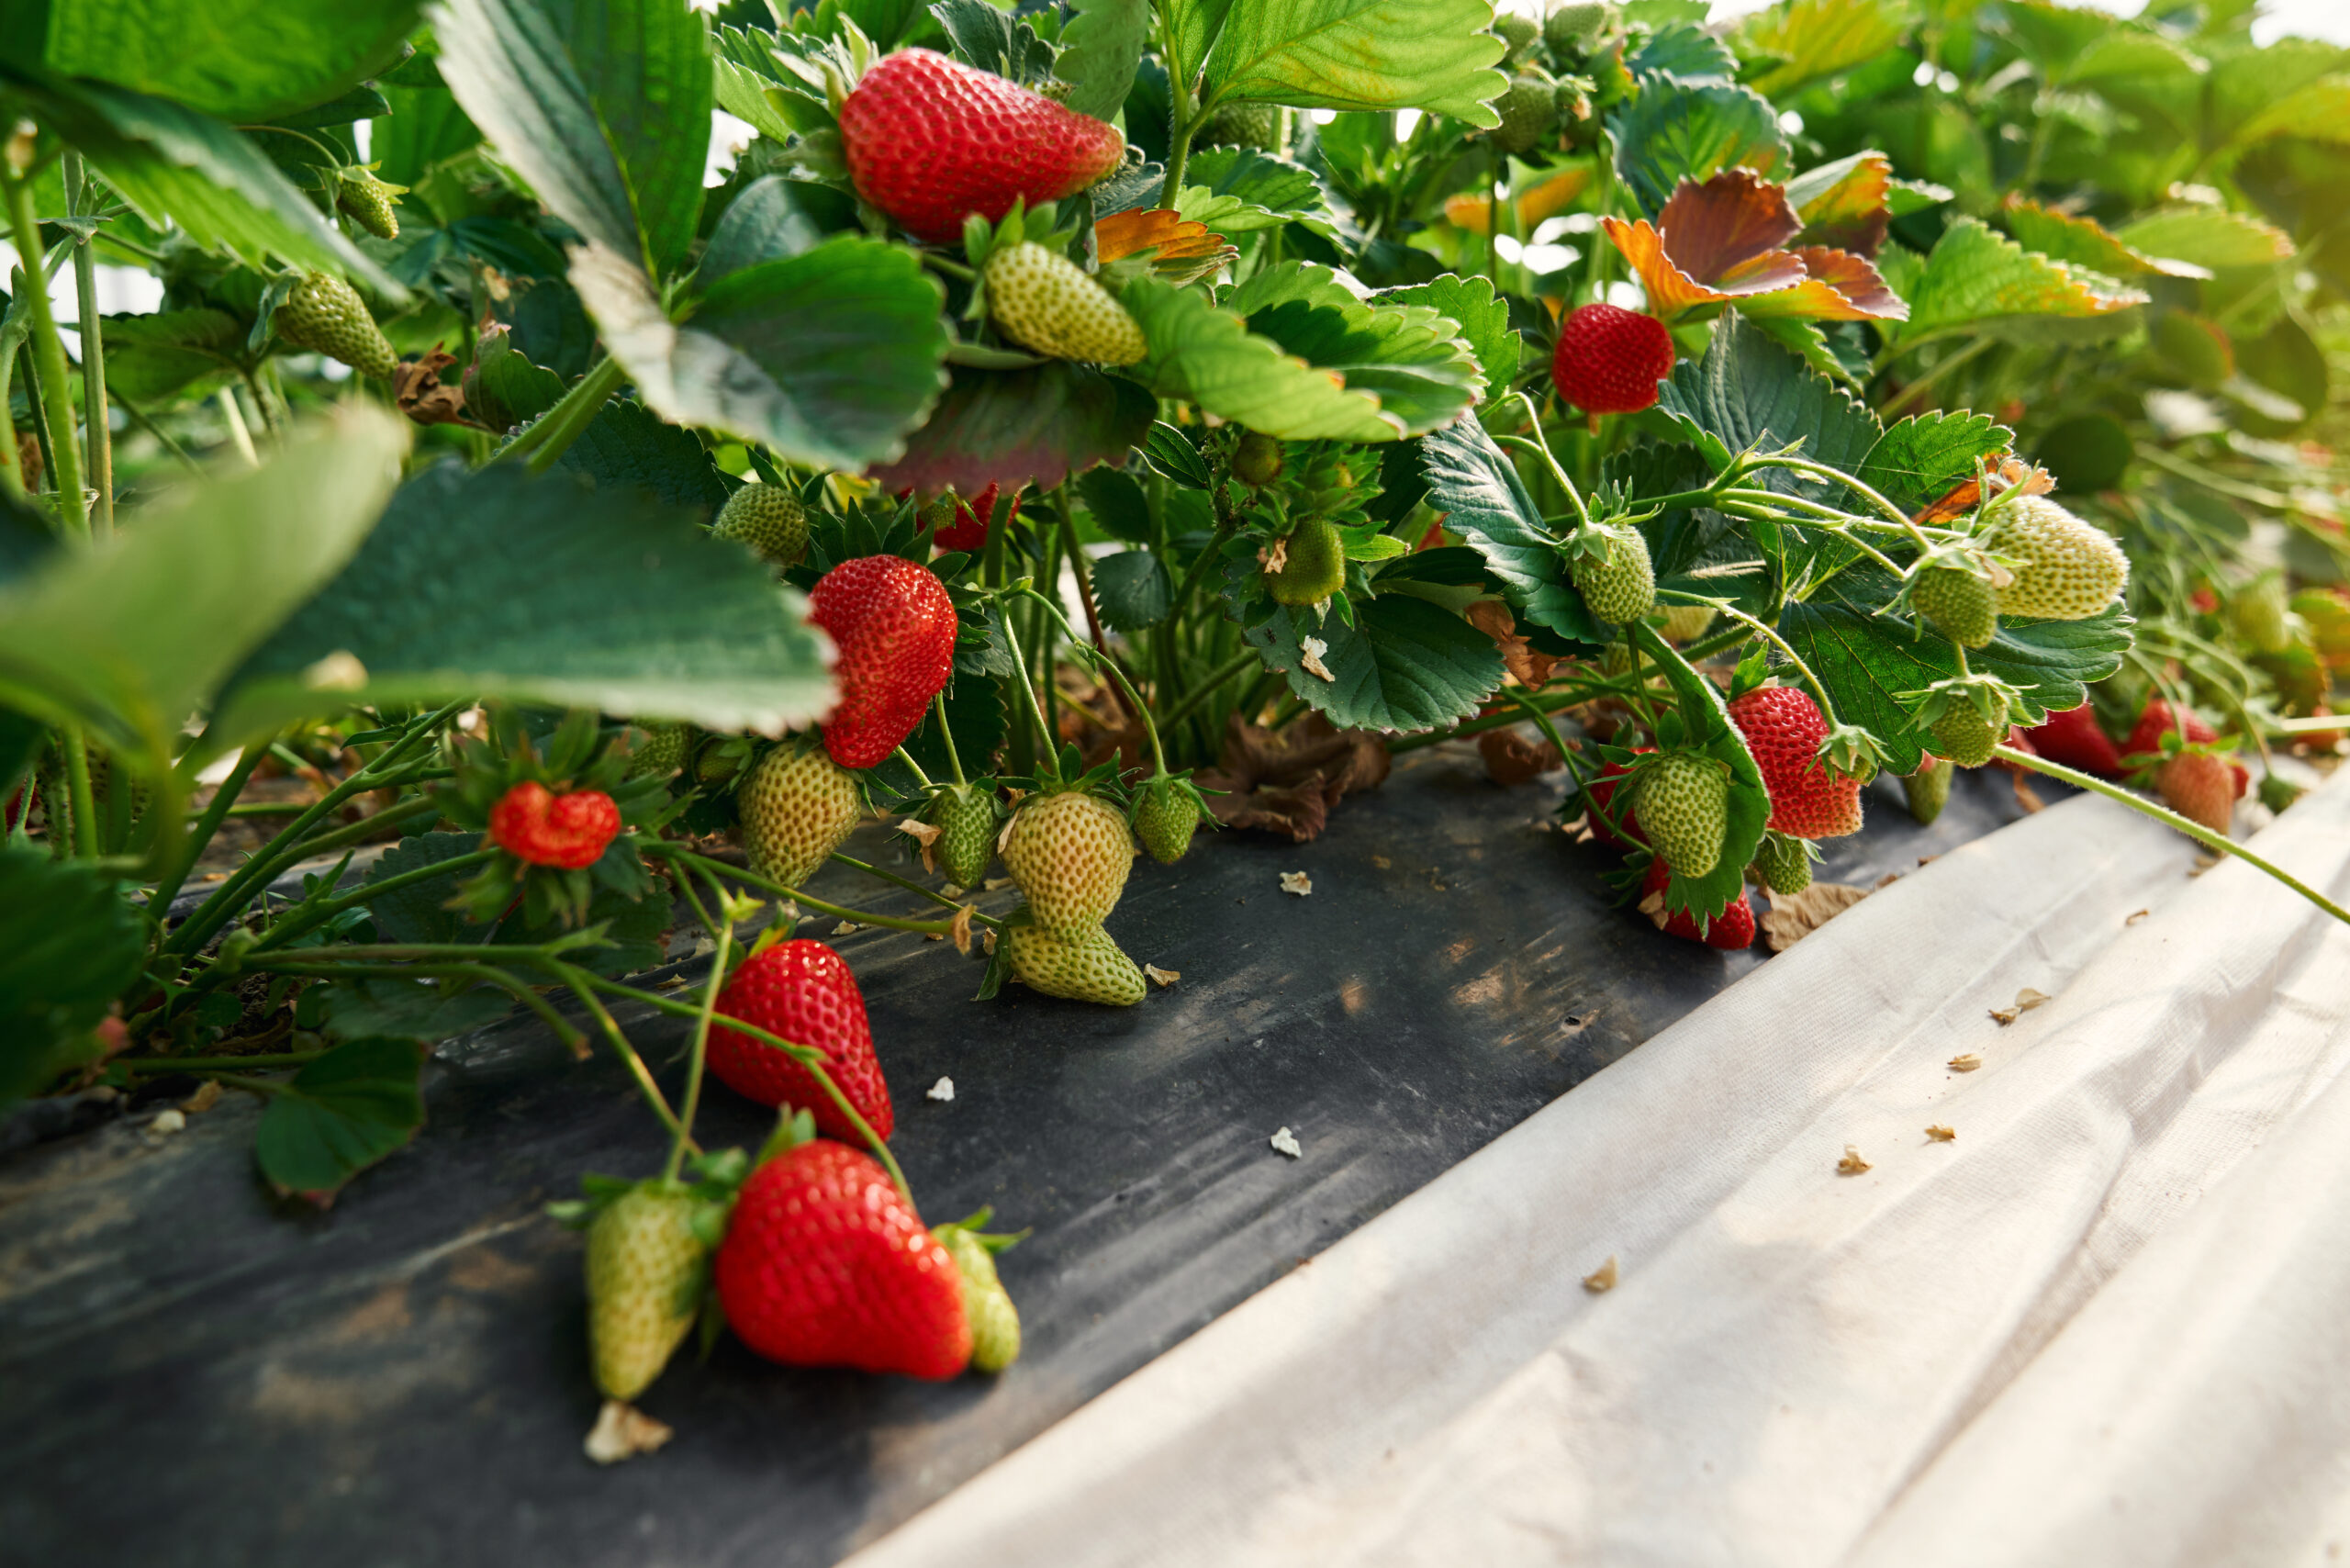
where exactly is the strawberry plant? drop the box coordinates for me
[2,0,2348,1450]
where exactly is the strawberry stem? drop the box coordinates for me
[663,864,737,1183]
[932,693,968,786]
[1994,745,2350,927]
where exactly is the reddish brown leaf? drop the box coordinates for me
[1464,599,1560,687]
[1196,713,1391,842]
[392,345,476,428]
[1656,169,1803,282]
[1793,151,1892,258]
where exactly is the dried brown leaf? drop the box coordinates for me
[1479,724,1564,787]
[1926,1125,1956,1142]
[392,346,476,428]
[1837,1145,1872,1175]
[1760,882,1870,951]
[1464,599,1561,687]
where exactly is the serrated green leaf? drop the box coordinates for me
[1176,147,1339,235]
[2234,74,2350,149]
[1199,0,1506,126]
[1897,217,2148,344]
[1077,467,1156,543]
[1372,273,1519,398]
[933,0,1058,86]
[214,461,833,739]
[363,831,494,946]
[0,409,407,768]
[1630,622,1768,923]
[1056,0,1151,119]
[320,976,517,1041]
[1736,0,1904,97]
[1241,592,1503,734]
[2003,200,2207,280]
[572,237,949,472]
[27,79,404,297]
[712,24,823,140]
[558,398,730,515]
[1656,315,1881,496]
[433,0,712,277]
[98,308,243,404]
[374,84,484,190]
[1225,261,1486,435]
[1633,24,1737,83]
[1124,276,1397,442]
[1609,73,1785,219]
[1777,566,2132,774]
[1140,421,1213,488]
[1856,411,2013,516]
[1092,549,1173,629]
[2111,207,2294,273]
[40,0,423,121]
[700,175,852,282]
[465,329,566,431]
[1419,413,1600,645]
[253,1036,427,1199]
[0,849,144,1108]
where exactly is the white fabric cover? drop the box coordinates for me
[848,771,2350,1568]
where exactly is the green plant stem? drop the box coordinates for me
[828,850,987,915]
[62,152,112,537]
[990,596,1060,780]
[891,745,934,791]
[1509,391,1591,527]
[274,790,444,862]
[248,846,499,956]
[1876,334,1997,419]
[116,396,202,472]
[1994,745,2350,927]
[1658,588,1847,730]
[2,152,85,534]
[1152,647,1260,735]
[932,692,968,785]
[1017,584,1166,770]
[662,865,735,1183]
[216,386,258,466]
[649,844,981,935]
[117,1051,326,1073]
[60,728,100,858]
[149,742,272,913]
[501,355,625,470]
[1389,686,1593,752]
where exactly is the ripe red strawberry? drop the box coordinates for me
[1640,857,1754,950]
[1725,686,1863,839]
[933,484,1019,554]
[487,782,621,868]
[809,555,959,769]
[715,1129,970,1379]
[1551,302,1675,416]
[2026,703,2125,777]
[2154,750,2236,833]
[709,941,893,1142]
[2125,699,2217,758]
[839,50,1125,245]
[1585,748,1651,847]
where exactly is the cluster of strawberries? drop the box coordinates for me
[2023,698,2249,833]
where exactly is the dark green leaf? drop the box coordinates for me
[863,360,1155,496]
[1139,421,1213,488]
[1419,412,1600,645]
[373,84,483,191]
[213,461,833,740]
[253,1036,428,1198]
[558,398,730,515]
[1093,550,1172,629]
[1608,73,1785,218]
[1632,23,1737,83]
[1857,411,2014,515]
[464,328,566,431]
[1656,315,1881,504]
[1199,0,1506,125]
[700,175,853,281]
[362,831,492,946]
[1241,591,1503,734]
[2033,414,2132,494]
[1076,467,1155,543]
[97,308,242,404]
[0,849,144,1107]
[932,0,1058,86]
[319,976,516,1041]
[1177,147,1339,235]
[1372,273,1520,399]
[495,882,669,977]
[1056,0,1151,119]
[40,0,422,121]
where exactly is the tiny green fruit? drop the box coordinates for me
[1911,566,1998,649]
[1930,707,2001,768]
[1233,431,1285,487]
[1263,518,1347,607]
[1750,832,1813,895]
[929,782,998,888]
[934,1224,1022,1372]
[1902,756,1953,823]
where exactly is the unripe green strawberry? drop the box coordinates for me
[1494,12,1539,58]
[1006,918,1146,1005]
[695,734,749,786]
[274,272,397,379]
[586,1184,703,1403]
[1635,751,1729,879]
[738,740,862,887]
[1262,518,1346,607]
[1569,523,1655,624]
[1903,756,1952,823]
[929,782,998,888]
[1002,790,1134,935]
[1750,831,1812,895]
[933,1224,1022,1372]
[712,484,808,568]
[1930,706,2000,768]
[1547,1,1609,52]
[984,241,1147,365]
[625,722,691,779]
[337,172,401,241]
[2229,575,2291,655]
[1491,72,1559,156]
[1196,101,1282,149]
[1130,776,1203,865]
[1978,496,2128,621]
[1659,603,1716,643]
[1233,431,1285,487]
[1912,565,1998,648]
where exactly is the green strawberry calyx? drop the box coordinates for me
[1898,672,2023,734]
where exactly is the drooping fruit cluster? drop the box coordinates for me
[708,940,894,1143]
[808,555,959,768]
[1551,303,1675,416]
[839,50,1125,244]
[274,272,397,379]
[712,483,809,568]
[1002,788,1146,1005]
[737,739,862,887]
[984,241,1148,365]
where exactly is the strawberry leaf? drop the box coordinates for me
[1733,0,1906,99]
[1418,412,1603,646]
[1196,0,1507,127]
[1056,0,1152,120]
[1174,147,1341,236]
[38,0,423,122]
[1235,588,1505,735]
[556,398,732,515]
[0,849,146,1109]
[2110,207,2297,274]
[2002,199,2210,281]
[1371,274,1520,399]
[863,362,1158,497]
[213,461,834,740]
[1856,411,2014,516]
[253,1037,428,1202]
[1893,218,2148,346]
[1608,73,1785,219]
[1225,263,1485,435]
[96,308,243,404]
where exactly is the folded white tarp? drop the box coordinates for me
[849,767,2350,1568]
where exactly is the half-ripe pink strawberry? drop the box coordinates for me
[708,941,894,1142]
[2026,703,2125,777]
[839,50,1125,245]
[809,554,959,770]
[1725,685,1863,839]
